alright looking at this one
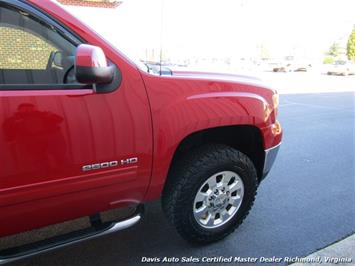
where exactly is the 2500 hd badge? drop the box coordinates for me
[82,157,138,172]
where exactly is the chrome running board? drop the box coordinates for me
[0,204,144,265]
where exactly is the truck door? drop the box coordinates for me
[0,2,152,236]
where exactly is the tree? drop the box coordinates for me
[323,56,334,64]
[327,42,342,57]
[347,28,355,61]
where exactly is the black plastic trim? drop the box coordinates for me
[76,65,114,85]
[77,64,122,93]
[0,84,92,91]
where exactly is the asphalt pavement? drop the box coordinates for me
[10,74,355,266]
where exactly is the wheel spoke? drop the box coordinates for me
[195,192,208,203]
[222,172,234,186]
[229,180,243,193]
[204,213,215,227]
[207,176,217,189]
[195,205,208,217]
[220,210,230,222]
[229,195,242,207]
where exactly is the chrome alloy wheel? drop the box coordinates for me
[193,171,244,229]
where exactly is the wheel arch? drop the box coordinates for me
[165,125,265,187]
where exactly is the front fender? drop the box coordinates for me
[141,74,275,201]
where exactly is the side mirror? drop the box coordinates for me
[75,44,114,85]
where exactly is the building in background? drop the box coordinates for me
[57,0,122,8]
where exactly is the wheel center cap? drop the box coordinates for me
[213,194,227,208]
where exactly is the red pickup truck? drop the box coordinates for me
[0,0,282,263]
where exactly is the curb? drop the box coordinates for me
[291,233,354,265]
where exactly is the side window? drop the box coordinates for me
[0,5,77,86]
[0,26,57,70]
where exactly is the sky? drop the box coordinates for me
[61,0,355,63]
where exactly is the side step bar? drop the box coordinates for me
[0,204,144,265]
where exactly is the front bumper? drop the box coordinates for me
[262,142,281,179]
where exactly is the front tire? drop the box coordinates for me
[162,144,258,244]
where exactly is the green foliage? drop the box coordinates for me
[347,28,355,61]
[323,56,334,64]
[327,42,342,57]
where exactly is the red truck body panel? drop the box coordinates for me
[141,73,282,200]
[0,0,282,237]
